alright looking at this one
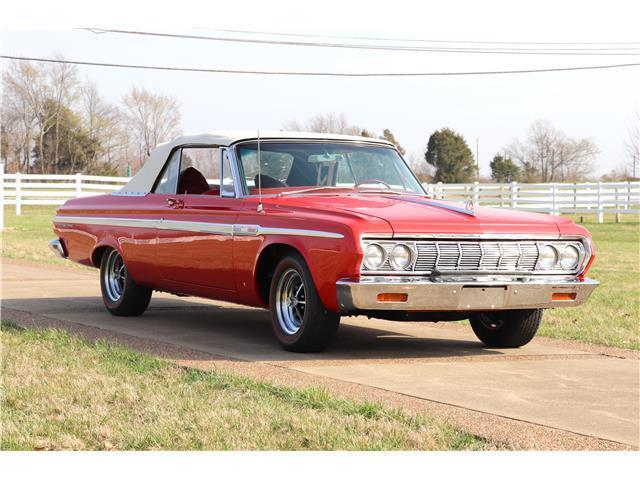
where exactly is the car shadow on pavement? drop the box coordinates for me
[2,295,505,363]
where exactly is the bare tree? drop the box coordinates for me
[284,112,361,135]
[121,86,181,167]
[1,82,35,172]
[81,81,126,173]
[381,128,406,155]
[47,57,78,172]
[505,120,598,182]
[405,152,433,182]
[284,114,408,157]
[2,60,46,173]
[625,110,640,179]
[2,58,79,173]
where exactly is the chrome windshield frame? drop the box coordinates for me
[230,138,426,198]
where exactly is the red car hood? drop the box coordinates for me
[272,193,569,236]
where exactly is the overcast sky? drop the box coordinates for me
[1,0,639,176]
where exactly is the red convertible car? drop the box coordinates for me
[51,131,598,352]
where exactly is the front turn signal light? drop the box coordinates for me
[552,292,577,301]
[377,293,408,302]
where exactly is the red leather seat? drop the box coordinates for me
[177,167,210,195]
[254,174,287,189]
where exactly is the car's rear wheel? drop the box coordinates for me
[470,309,542,348]
[269,253,340,352]
[100,248,152,316]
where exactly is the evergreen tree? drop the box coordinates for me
[490,154,522,182]
[425,128,477,183]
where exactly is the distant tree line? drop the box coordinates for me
[2,63,635,184]
[285,113,633,183]
[1,59,181,175]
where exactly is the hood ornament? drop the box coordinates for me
[465,198,475,212]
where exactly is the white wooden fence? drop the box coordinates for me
[424,181,639,223]
[0,165,129,230]
[0,165,638,230]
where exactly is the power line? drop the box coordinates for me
[198,27,640,47]
[83,28,640,56]
[2,54,639,77]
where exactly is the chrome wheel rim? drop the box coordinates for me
[103,250,126,302]
[275,268,306,335]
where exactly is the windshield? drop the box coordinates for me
[236,142,424,195]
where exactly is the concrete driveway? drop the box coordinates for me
[2,259,638,448]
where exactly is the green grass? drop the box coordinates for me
[2,206,639,349]
[0,323,492,450]
[1,205,83,267]
[540,215,640,350]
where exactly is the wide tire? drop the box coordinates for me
[100,249,152,316]
[470,309,542,348]
[269,253,340,352]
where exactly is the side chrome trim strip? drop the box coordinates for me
[257,226,343,238]
[54,215,343,239]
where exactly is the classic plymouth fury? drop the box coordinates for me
[51,131,598,352]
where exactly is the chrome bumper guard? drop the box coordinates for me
[336,276,598,313]
[49,239,67,259]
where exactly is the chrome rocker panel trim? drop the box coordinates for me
[336,276,599,313]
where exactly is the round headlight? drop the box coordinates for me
[539,245,559,270]
[560,245,580,270]
[363,243,386,270]
[389,244,412,271]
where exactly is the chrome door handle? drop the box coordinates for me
[167,198,184,209]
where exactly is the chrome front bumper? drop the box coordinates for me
[336,276,598,313]
[49,239,67,259]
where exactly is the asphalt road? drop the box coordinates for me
[2,259,638,448]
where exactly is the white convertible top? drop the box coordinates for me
[120,130,394,194]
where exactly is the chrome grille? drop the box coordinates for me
[377,240,542,273]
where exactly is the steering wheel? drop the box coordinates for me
[354,179,391,189]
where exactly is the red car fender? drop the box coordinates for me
[91,236,124,267]
[556,220,596,277]
[249,233,360,312]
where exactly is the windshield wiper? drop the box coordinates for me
[277,186,421,197]
[277,186,350,197]
[355,189,413,196]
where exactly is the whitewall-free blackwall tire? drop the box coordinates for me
[100,249,152,316]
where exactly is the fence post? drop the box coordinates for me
[472,181,480,205]
[597,181,603,223]
[0,163,4,231]
[437,181,443,199]
[75,173,82,197]
[15,171,22,216]
[626,181,631,211]
[551,183,557,215]
[510,181,518,208]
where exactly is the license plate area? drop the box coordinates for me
[460,286,508,309]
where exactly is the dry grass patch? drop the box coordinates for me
[1,323,495,450]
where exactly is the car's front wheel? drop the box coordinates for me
[100,248,152,316]
[470,309,542,348]
[269,253,340,352]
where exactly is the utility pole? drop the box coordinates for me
[476,138,479,180]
